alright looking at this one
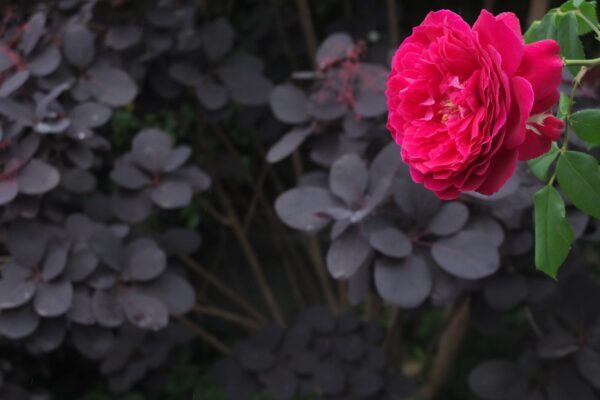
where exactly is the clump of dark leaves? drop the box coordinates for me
[210,306,415,400]
[271,32,600,400]
[0,0,261,395]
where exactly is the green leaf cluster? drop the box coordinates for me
[524,0,598,74]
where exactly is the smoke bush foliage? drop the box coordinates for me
[2,0,600,398]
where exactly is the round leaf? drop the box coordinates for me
[118,289,169,331]
[369,227,412,258]
[33,281,73,317]
[431,231,500,280]
[326,225,372,279]
[374,255,432,308]
[269,84,309,124]
[17,159,60,195]
[63,24,95,68]
[427,202,469,236]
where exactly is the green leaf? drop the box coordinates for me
[524,20,542,43]
[558,12,586,75]
[577,1,600,34]
[529,142,560,181]
[571,109,600,145]
[556,150,600,218]
[525,12,558,43]
[560,0,599,35]
[534,185,574,278]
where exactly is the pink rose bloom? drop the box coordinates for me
[386,10,563,199]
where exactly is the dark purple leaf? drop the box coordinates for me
[290,352,319,374]
[275,186,349,232]
[466,216,505,247]
[70,102,111,128]
[93,289,125,328]
[111,191,153,224]
[17,159,60,195]
[20,12,46,54]
[300,306,335,334]
[369,227,412,258]
[145,7,178,27]
[547,367,597,400]
[141,272,195,315]
[151,180,193,209]
[0,180,18,205]
[427,202,469,236]
[132,128,173,172]
[316,33,354,69]
[483,274,527,311]
[326,225,372,279]
[314,362,346,395]
[105,24,142,51]
[124,238,166,282]
[329,154,368,205]
[375,255,432,308]
[195,80,228,110]
[236,346,276,372]
[168,62,203,86]
[64,244,98,281]
[68,289,95,325]
[431,231,500,280]
[0,277,35,309]
[350,369,383,397]
[354,91,387,118]
[66,144,94,169]
[262,368,298,399]
[41,240,68,281]
[7,220,48,266]
[63,24,95,68]
[29,46,61,76]
[71,325,114,360]
[469,360,522,400]
[61,168,97,194]
[176,166,211,192]
[343,114,369,138]
[219,66,273,106]
[0,70,30,97]
[118,289,169,331]
[87,67,138,107]
[164,146,192,172]
[537,330,579,359]
[201,18,234,62]
[110,161,149,190]
[0,98,34,122]
[270,84,309,124]
[33,281,73,317]
[577,347,600,389]
[307,88,347,121]
[266,126,312,163]
[0,305,39,339]
[90,227,123,271]
[26,318,66,353]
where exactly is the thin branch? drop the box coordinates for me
[415,297,471,400]
[176,316,230,355]
[216,184,286,326]
[193,305,260,331]
[179,255,268,324]
[306,236,339,311]
[386,0,400,47]
[294,0,318,65]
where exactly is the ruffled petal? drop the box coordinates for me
[473,10,524,76]
[517,40,563,114]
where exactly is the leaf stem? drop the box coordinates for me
[564,57,600,66]
[548,67,586,185]
[575,9,600,40]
